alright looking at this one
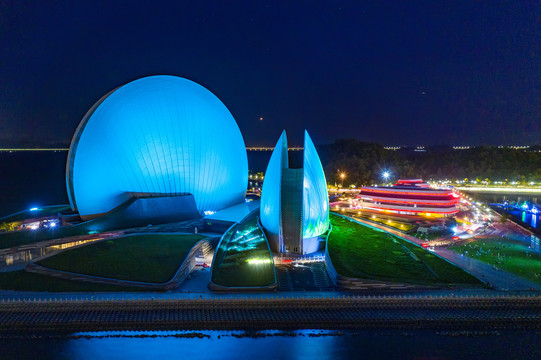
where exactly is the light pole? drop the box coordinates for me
[340,173,346,188]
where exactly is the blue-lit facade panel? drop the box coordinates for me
[302,131,330,239]
[67,75,248,219]
[260,130,288,248]
[260,130,329,254]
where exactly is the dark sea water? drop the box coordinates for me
[470,192,541,206]
[0,152,69,218]
[0,151,304,218]
[469,192,541,230]
[1,330,540,360]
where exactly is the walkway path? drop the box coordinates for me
[433,248,541,291]
[0,232,124,272]
[348,215,541,291]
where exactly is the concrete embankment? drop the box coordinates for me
[1,295,540,333]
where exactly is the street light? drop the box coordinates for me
[382,171,390,183]
[340,173,346,188]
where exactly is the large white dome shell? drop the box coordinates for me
[66,75,248,219]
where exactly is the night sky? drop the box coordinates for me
[0,1,540,147]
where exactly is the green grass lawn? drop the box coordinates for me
[0,270,145,292]
[327,214,482,286]
[37,233,205,283]
[212,217,275,287]
[450,237,541,283]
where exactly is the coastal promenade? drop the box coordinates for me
[1,295,540,333]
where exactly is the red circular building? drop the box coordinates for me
[357,179,459,217]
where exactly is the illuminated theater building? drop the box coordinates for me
[67,75,248,222]
[357,179,459,217]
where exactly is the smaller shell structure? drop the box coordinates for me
[66,75,248,219]
[260,130,329,254]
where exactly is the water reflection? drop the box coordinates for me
[472,193,541,206]
[0,330,540,360]
[510,209,540,229]
[470,193,541,229]
[531,236,540,253]
[61,330,343,360]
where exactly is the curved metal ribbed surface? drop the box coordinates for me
[260,130,329,253]
[260,130,288,245]
[302,131,330,238]
[67,75,248,218]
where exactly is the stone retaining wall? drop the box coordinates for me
[1,295,540,333]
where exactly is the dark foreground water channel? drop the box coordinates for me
[1,329,540,360]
